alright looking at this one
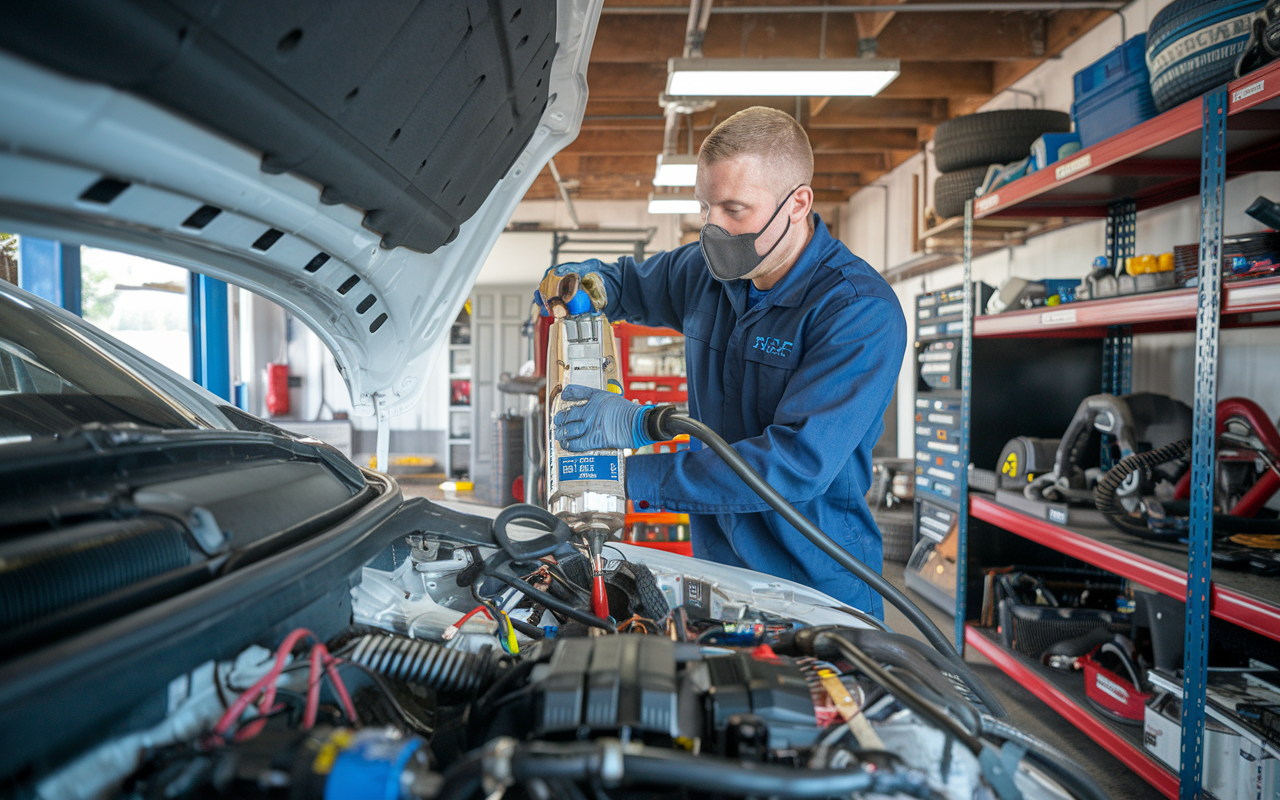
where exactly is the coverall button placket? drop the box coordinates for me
[723,303,765,423]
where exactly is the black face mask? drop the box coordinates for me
[699,188,799,282]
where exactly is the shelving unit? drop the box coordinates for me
[970,495,1280,642]
[951,60,1280,800]
[965,625,1180,799]
[445,306,472,481]
[614,322,693,555]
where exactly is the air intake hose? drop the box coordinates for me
[347,634,501,698]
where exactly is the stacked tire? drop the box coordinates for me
[1146,0,1267,112]
[932,109,1072,219]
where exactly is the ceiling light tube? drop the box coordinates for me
[667,57,900,97]
[654,154,699,187]
[648,192,701,215]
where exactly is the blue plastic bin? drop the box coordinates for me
[1071,34,1158,148]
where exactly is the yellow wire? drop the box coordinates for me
[501,611,520,655]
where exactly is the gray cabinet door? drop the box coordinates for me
[470,286,535,487]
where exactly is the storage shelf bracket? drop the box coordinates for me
[1179,84,1227,800]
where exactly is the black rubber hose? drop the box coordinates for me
[346,634,500,698]
[819,631,984,755]
[483,567,614,633]
[507,616,546,639]
[979,715,1111,800]
[435,748,485,800]
[650,409,961,662]
[890,633,1008,718]
[492,504,573,560]
[820,627,1006,719]
[506,741,940,799]
[1095,439,1190,540]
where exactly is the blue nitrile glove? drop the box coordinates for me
[534,260,607,316]
[554,385,656,451]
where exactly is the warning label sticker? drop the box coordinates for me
[558,455,619,482]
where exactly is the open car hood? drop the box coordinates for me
[0,0,600,418]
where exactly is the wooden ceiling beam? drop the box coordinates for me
[585,61,993,101]
[590,12,1061,62]
[807,97,949,128]
[808,128,923,151]
[879,62,994,98]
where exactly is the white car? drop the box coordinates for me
[0,3,1102,799]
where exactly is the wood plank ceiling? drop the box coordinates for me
[524,0,1112,203]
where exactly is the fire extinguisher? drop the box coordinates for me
[265,362,290,417]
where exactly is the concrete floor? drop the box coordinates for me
[398,478,1160,798]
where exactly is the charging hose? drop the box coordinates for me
[645,407,961,663]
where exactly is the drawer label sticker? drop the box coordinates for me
[1055,153,1092,181]
[975,193,1000,214]
[1232,79,1265,103]
[1040,309,1077,325]
[558,455,619,482]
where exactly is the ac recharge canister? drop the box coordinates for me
[539,271,626,618]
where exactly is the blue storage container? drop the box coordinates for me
[1071,34,1159,148]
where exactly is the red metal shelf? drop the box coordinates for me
[970,495,1280,643]
[973,276,1280,337]
[973,60,1280,220]
[965,625,1179,799]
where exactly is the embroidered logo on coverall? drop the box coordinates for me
[753,337,794,357]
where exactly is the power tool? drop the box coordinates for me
[539,270,626,620]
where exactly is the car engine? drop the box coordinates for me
[25,502,1099,800]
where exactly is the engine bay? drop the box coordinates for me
[21,501,1103,800]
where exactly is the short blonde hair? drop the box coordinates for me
[699,107,814,196]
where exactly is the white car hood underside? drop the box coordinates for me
[0,0,599,422]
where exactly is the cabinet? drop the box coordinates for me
[952,62,1280,800]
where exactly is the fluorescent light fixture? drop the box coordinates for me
[648,192,701,215]
[667,57,900,97]
[654,154,698,187]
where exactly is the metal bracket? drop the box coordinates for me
[1180,85,1227,800]
[1105,198,1137,277]
[1101,324,1132,469]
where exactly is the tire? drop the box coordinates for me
[934,166,989,220]
[932,109,1071,173]
[1147,0,1265,112]
[874,508,915,564]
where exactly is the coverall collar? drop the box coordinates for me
[723,213,839,315]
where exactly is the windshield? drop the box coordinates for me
[0,290,206,440]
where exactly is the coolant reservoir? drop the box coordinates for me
[541,272,627,539]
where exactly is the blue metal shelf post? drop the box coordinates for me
[1180,85,1227,800]
[189,272,232,401]
[17,238,81,316]
[955,198,975,654]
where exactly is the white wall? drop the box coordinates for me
[839,0,1280,459]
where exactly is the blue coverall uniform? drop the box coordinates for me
[593,213,907,617]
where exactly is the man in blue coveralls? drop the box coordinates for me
[542,107,907,617]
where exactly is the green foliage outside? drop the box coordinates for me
[81,263,117,323]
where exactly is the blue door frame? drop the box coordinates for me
[189,273,232,401]
[18,238,81,316]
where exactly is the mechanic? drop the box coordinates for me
[541,107,907,617]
